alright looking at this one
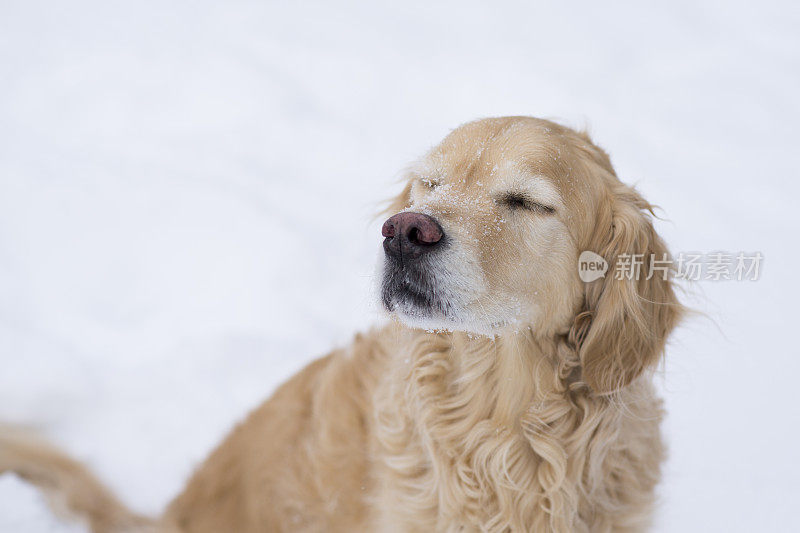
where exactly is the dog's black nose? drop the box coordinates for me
[382,212,444,260]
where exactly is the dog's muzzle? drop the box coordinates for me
[380,212,447,316]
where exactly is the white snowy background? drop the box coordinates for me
[1,1,798,531]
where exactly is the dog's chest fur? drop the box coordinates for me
[368,329,664,533]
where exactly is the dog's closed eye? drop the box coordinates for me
[419,177,440,189]
[500,193,556,214]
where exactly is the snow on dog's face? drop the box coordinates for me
[380,117,595,336]
[381,116,684,392]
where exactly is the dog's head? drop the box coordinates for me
[380,116,683,393]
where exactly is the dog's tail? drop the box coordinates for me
[0,426,162,533]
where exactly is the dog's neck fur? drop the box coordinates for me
[371,323,659,532]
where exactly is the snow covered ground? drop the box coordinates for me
[1,1,798,531]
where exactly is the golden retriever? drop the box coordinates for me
[0,116,684,532]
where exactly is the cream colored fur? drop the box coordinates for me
[0,116,683,532]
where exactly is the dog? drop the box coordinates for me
[1,116,684,532]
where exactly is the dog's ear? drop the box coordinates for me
[381,180,413,217]
[575,184,683,394]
